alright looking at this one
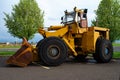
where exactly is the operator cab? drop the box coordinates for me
[61,7,88,28]
[61,11,76,24]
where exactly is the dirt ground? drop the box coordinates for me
[0,56,120,80]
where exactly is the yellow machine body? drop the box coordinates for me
[7,7,112,67]
[39,25,109,56]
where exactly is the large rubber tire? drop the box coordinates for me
[36,39,45,48]
[38,37,68,66]
[93,38,113,63]
[36,39,45,63]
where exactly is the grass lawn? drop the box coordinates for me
[0,51,120,59]
[112,43,120,47]
[0,51,15,56]
[0,43,120,58]
[113,52,120,58]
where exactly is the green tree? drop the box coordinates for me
[92,0,120,42]
[4,0,44,40]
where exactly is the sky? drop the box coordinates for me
[0,0,102,43]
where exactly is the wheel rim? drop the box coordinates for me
[105,47,109,55]
[47,45,60,59]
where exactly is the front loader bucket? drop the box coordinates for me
[7,37,33,67]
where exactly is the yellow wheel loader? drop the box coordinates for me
[7,7,113,67]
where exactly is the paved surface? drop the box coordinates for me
[0,56,120,80]
[114,47,120,52]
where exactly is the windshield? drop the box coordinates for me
[62,12,75,24]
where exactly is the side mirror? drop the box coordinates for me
[61,17,63,24]
[61,17,63,20]
[83,13,87,18]
[84,9,87,13]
